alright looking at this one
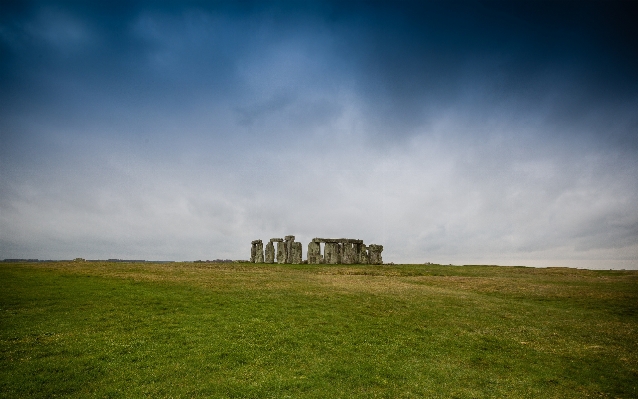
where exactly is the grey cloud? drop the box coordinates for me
[0,1,636,268]
[1,116,637,267]
[235,93,295,126]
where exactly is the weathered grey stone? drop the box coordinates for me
[270,238,283,242]
[358,244,369,264]
[284,235,295,264]
[314,238,363,244]
[342,242,356,264]
[276,241,286,264]
[339,242,348,264]
[255,241,264,263]
[307,241,321,264]
[324,242,338,264]
[315,238,338,243]
[368,244,383,265]
[250,239,262,263]
[291,242,302,264]
[332,243,340,264]
[265,241,275,263]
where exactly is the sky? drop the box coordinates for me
[1,1,637,268]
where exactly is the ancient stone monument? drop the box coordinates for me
[250,236,383,265]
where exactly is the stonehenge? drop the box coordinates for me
[250,236,383,265]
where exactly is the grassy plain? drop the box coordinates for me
[1,261,637,398]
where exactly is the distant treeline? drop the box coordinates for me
[193,259,236,263]
[2,259,174,263]
[3,258,241,263]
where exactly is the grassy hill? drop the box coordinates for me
[1,261,636,398]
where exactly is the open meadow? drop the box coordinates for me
[1,261,637,398]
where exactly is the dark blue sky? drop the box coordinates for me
[1,1,637,267]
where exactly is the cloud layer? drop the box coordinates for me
[1,1,637,268]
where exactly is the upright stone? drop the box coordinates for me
[276,241,286,264]
[255,240,264,263]
[284,235,295,264]
[265,241,275,263]
[368,244,383,265]
[342,242,356,264]
[339,241,347,264]
[352,242,360,264]
[324,242,339,264]
[250,239,261,263]
[307,241,321,264]
[358,244,369,264]
[291,242,302,264]
[324,242,332,264]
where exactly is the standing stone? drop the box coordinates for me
[368,244,383,265]
[324,242,339,264]
[307,241,321,264]
[291,242,302,264]
[358,244,369,264]
[342,242,356,264]
[324,242,332,264]
[270,238,284,263]
[339,241,347,264]
[265,241,275,263]
[284,235,295,264]
[255,240,264,263]
[250,239,261,263]
[276,241,286,264]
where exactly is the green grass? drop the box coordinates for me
[1,262,637,398]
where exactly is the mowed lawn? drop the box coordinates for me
[1,262,637,398]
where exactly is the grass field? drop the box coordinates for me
[1,261,637,398]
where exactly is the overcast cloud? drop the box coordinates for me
[1,1,637,268]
